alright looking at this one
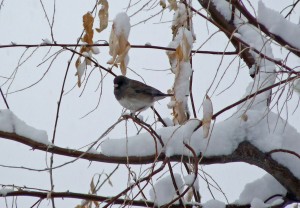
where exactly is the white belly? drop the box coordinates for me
[118,98,153,113]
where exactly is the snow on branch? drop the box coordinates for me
[0,189,287,208]
[236,174,286,206]
[0,109,50,145]
[257,1,300,50]
[1,109,300,200]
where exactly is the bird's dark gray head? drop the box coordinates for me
[114,76,129,90]
[114,76,130,100]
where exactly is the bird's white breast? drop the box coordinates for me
[118,97,153,113]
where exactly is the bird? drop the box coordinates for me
[113,75,173,114]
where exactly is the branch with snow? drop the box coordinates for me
[1,108,300,202]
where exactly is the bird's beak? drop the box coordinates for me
[114,84,118,88]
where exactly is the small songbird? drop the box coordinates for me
[113,75,173,114]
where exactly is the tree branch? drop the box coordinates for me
[1,189,288,208]
[1,130,300,201]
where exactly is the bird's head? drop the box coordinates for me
[114,75,128,89]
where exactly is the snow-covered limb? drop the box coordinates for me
[0,188,14,196]
[1,130,300,202]
[0,110,50,145]
[0,189,288,207]
[231,0,300,58]
[1,111,300,201]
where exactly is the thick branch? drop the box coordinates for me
[1,130,300,201]
[1,190,287,208]
[198,0,256,70]
[229,0,300,57]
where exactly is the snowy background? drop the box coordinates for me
[0,0,300,207]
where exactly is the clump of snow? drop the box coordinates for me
[258,1,300,49]
[183,173,199,190]
[92,46,100,54]
[149,173,184,206]
[82,51,92,58]
[42,38,52,44]
[101,107,300,179]
[0,109,50,145]
[113,12,130,39]
[236,174,286,205]
[101,119,200,157]
[137,115,144,121]
[87,147,99,154]
[203,199,225,208]
[162,117,174,126]
[294,79,300,95]
[0,188,14,196]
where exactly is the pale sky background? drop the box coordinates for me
[0,0,299,207]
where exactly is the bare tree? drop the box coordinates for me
[0,0,300,207]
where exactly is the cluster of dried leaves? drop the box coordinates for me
[166,2,194,125]
[75,0,110,87]
[75,0,131,87]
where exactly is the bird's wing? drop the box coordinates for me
[130,80,167,97]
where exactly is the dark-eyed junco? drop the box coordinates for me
[114,75,173,114]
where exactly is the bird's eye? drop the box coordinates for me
[114,84,119,88]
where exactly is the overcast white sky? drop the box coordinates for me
[0,0,299,207]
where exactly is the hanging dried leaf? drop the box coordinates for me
[160,0,166,9]
[172,101,188,125]
[241,113,248,122]
[96,0,109,33]
[168,0,178,11]
[185,189,194,202]
[107,12,131,75]
[182,33,191,61]
[82,12,94,45]
[171,3,188,37]
[202,95,213,138]
[75,12,95,87]
[90,178,96,194]
[75,59,87,87]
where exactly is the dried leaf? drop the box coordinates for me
[108,26,119,64]
[76,59,87,87]
[75,13,95,87]
[82,12,94,45]
[160,0,166,9]
[185,189,194,202]
[96,0,109,33]
[182,33,191,61]
[202,95,213,138]
[168,0,178,11]
[90,178,96,194]
[172,101,188,125]
[175,45,184,62]
[107,13,131,75]
[241,113,248,122]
